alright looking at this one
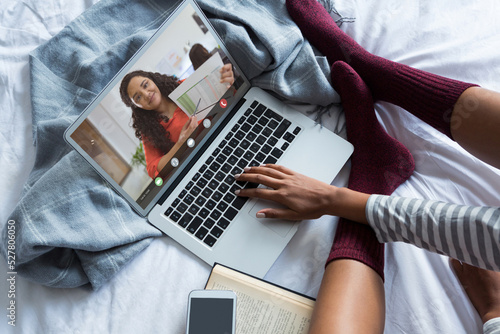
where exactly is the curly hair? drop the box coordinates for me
[119,70,180,154]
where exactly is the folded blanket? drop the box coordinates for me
[2,0,341,289]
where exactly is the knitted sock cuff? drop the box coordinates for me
[326,219,385,281]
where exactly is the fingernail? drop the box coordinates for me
[234,174,241,179]
[260,164,266,167]
[256,212,266,218]
[234,189,240,195]
[243,167,251,172]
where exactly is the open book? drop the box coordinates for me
[205,264,315,334]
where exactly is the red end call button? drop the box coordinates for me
[219,99,227,108]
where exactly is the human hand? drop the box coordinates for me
[234,164,338,220]
[220,63,234,88]
[451,258,500,323]
[178,116,198,143]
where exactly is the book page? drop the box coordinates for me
[168,52,226,120]
[206,265,314,334]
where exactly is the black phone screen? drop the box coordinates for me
[188,298,234,334]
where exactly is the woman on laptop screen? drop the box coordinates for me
[120,70,199,179]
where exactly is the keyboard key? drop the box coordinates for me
[202,188,213,198]
[172,198,180,207]
[188,204,200,215]
[190,186,201,197]
[283,132,295,143]
[192,173,201,181]
[253,124,263,134]
[204,235,217,247]
[177,203,188,213]
[250,101,259,109]
[228,155,238,165]
[228,139,239,148]
[204,218,216,229]
[208,180,219,190]
[274,120,291,138]
[293,126,301,135]
[224,207,239,221]
[179,213,193,228]
[261,144,272,154]
[267,137,278,146]
[187,217,203,234]
[232,196,248,210]
[217,218,230,229]
[247,115,258,124]
[178,190,187,199]
[246,132,256,141]
[199,208,210,219]
[218,182,229,193]
[209,162,221,172]
[203,170,214,180]
[199,164,208,173]
[216,154,227,164]
[235,147,244,157]
[249,143,260,153]
[282,142,290,150]
[256,135,266,145]
[244,151,254,161]
[186,181,194,190]
[217,201,228,212]
[255,153,266,163]
[264,156,278,164]
[237,158,249,169]
[206,200,216,211]
[215,171,225,181]
[196,178,208,188]
[268,119,279,129]
[210,209,222,220]
[165,207,173,216]
[257,117,269,127]
[213,191,223,202]
[254,104,267,116]
[211,226,223,238]
[218,140,227,149]
[271,148,284,159]
[211,148,221,157]
[170,211,181,222]
[221,163,232,173]
[184,194,195,205]
[223,193,236,203]
[241,140,250,149]
[235,130,245,140]
[195,196,206,207]
[262,127,272,137]
[241,123,251,132]
[195,227,208,240]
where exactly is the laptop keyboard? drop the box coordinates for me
[164,100,301,247]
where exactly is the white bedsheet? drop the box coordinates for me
[2,0,500,333]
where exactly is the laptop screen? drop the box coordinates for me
[65,0,250,215]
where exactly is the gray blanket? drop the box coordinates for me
[3,0,341,289]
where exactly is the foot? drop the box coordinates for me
[451,258,500,324]
[331,61,415,194]
[286,0,368,65]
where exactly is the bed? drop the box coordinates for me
[1,0,499,333]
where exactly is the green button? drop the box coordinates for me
[154,177,163,186]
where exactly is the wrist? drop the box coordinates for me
[329,187,370,224]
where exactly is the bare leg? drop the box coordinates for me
[450,259,500,324]
[451,87,500,169]
[309,260,385,334]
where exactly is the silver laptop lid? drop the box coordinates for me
[64,0,251,216]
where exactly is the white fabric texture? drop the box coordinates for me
[1,0,500,333]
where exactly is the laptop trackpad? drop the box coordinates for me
[248,200,295,237]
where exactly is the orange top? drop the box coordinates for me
[143,108,189,179]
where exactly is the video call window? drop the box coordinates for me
[70,4,242,208]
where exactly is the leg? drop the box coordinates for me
[287,0,477,140]
[451,259,500,324]
[309,61,414,332]
[451,87,500,169]
[309,260,385,334]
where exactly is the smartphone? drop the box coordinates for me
[186,290,237,334]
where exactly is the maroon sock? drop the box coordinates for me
[286,0,478,139]
[325,61,416,281]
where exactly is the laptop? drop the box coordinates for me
[64,0,353,278]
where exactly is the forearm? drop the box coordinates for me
[366,195,500,271]
[326,187,370,224]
